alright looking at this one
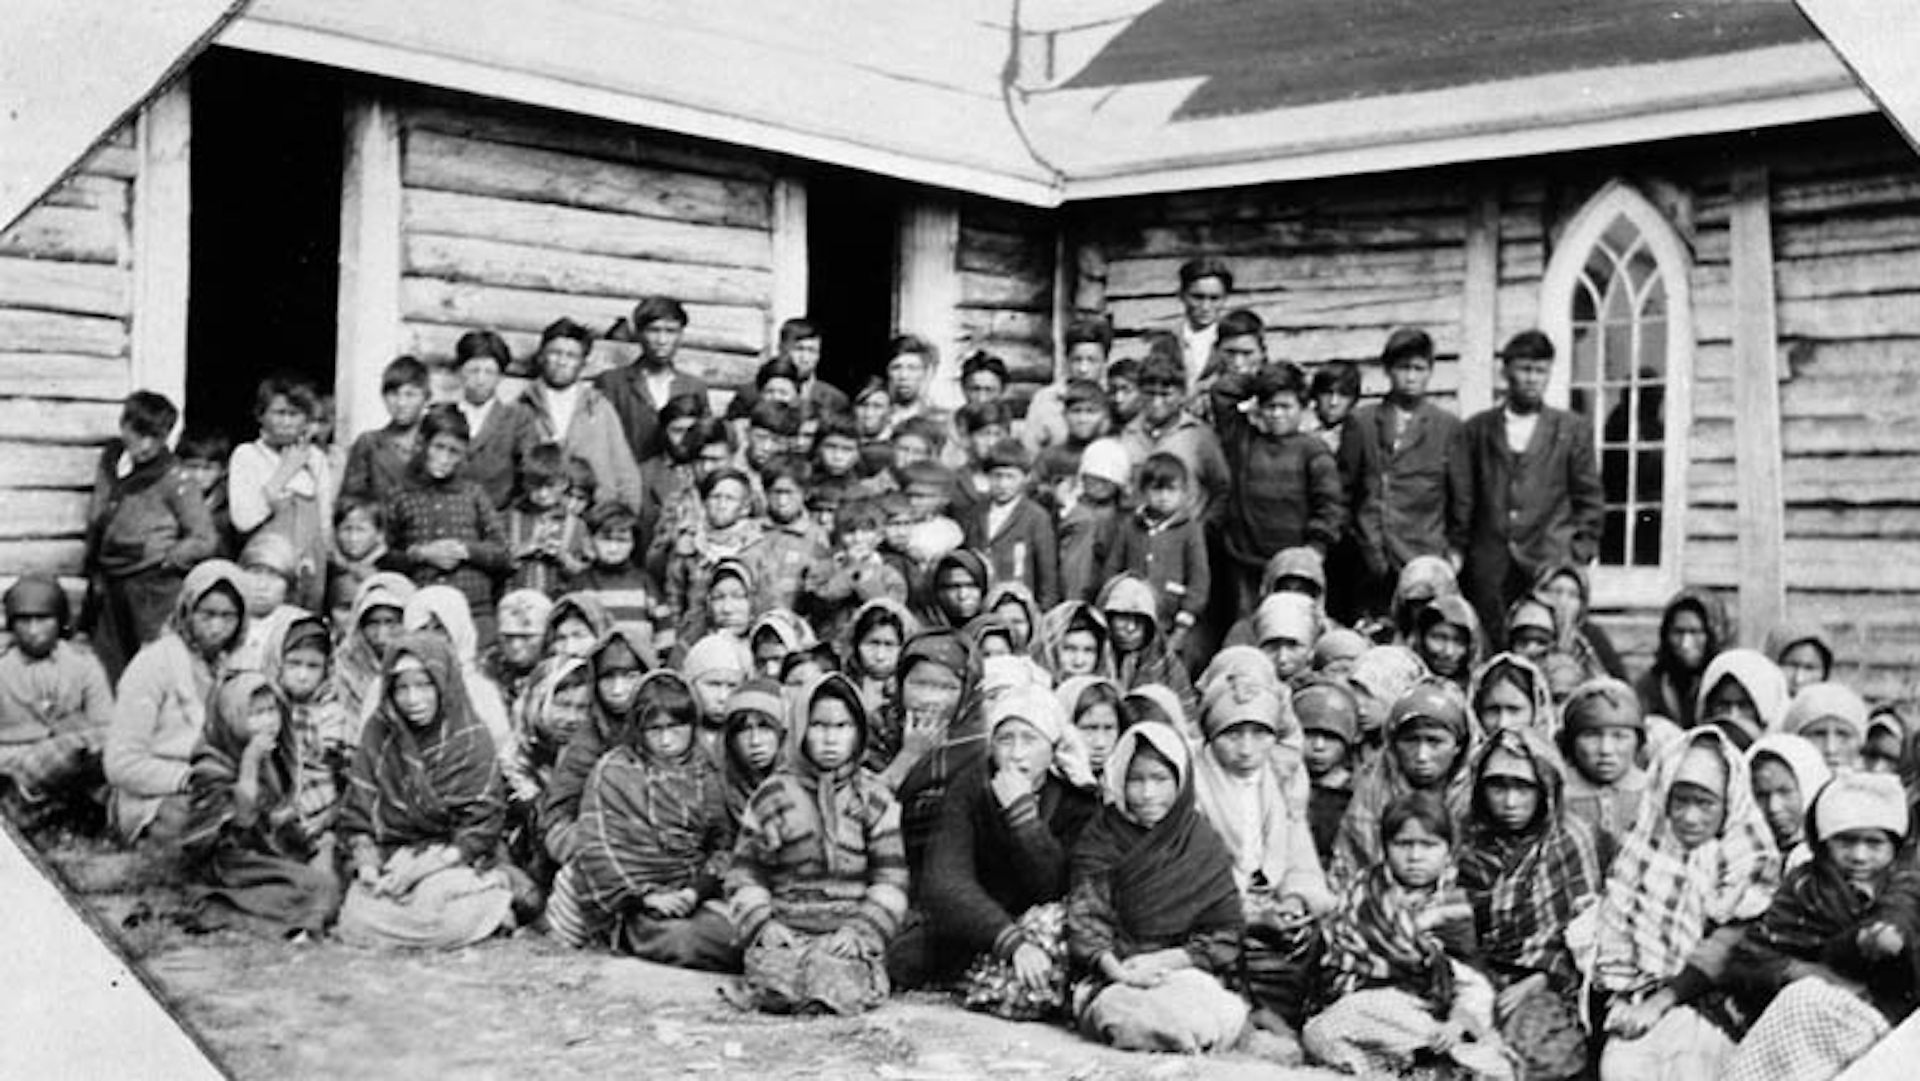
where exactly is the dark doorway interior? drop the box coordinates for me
[185,49,344,445]
[806,166,902,394]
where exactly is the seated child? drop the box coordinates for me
[1465,652,1554,737]
[1532,563,1626,681]
[331,572,414,731]
[925,685,1098,1021]
[548,671,739,970]
[741,456,831,615]
[747,609,816,682]
[800,500,910,644]
[1311,628,1368,682]
[1102,453,1208,662]
[1057,437,1128,605]
[1504,594,1557,669]
[545,591,614,660]
[180,672,341,937]
[1696,648,1789,752]
[539,629,652,865]
[920,550,990,630]
[840,598,917,722]
[964,439,1059,609]
[983,583,1041,656]
[1056,677,1123,780]
[1254,593,1320,688]
[1456,730,1605,1080]
[726,673,909,1015]
[1192,687,1334,1033]
[1295,679,1360,868]
[779,645,836,694]
[1223,545,1328,648]
[1067,721,1248,1053]
[1557,678,1652,850]
[1333,679,1474,883]
[1783,681,1870,772]
[505,443,591,595]
[572,502,663,662]
[232,530,306,671]
[479,589,553,713]
[1346,644,1429,766]
[663,469,762,641]
[1037,601,1114,682]
[1747,733,1831,871]
[501,656,590,883]
[1724,772,1920,1081]
[719,678,787,821]
[0,575,112,830]
[1413,595,1482,690]
[261,614,351,845]
[1098,574,1200,728]
[1587,728,1780,1081]
[683,632,753,758]
[1304,792,1513,1079]
[327,495,389,619]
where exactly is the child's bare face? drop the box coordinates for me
[887,354,928,402]
[704,480,749,529]
[1257,393,1305,437]
[906,484,945,518]
[855,394,891,436]
[1108,379,1141,420]
[259,397,310,447]
[385,385,429,427]
[1141,383,1183,426]
[1315,390,1356,428]
[1571,726,1636,785]
[761,378,799,408]
[1388,357,1433,400]
[969,426,1008,462]
[527,480,566,510]
[841,526,879,563]
[278,646,327,701]
[7,614,59,659]
[884,516,914,548]
[641,318,684,364]
[178,458,223,495]
[1216,333,1264,377]
[592,531,634,567]
[1065,402,1107,441]
[963,373,1004,408]
[987,466,1026,505]
[422,432,467,480]
[892,436,931,469]
[765,477,806,524]
[461,359,502,405]
[818,436,859,475]
[1302,731,1348,777]
[785,336,821,379]
[336,511,381,560]
[540,339,586,387]
[1143,483,1184,519]
[1384,819,1448,889]
[1065,344,1106,383]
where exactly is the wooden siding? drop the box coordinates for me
[392,98,778,389]
[0,129,138,585]
[956,198,1058,401]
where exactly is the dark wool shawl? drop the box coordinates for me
[182,672,311,862]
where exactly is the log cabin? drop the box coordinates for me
[3,0,1917,706]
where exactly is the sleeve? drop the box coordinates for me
[339,434,374,502]
[1177,524,1209,627]
[1066,871,1120,970]
[1198,432,1232,526]
[599,420,646,513]
[1029,507,1061,611]
[445,748,508,865]
[103,655,190,797]
[1669,921,1750,1004]
[723,796,778,944]
[1101,517,1136,583]
[1207,374,1253,464]
[854,793,911,946]
[1566,414,1605,565]
[923,786,1019,957]
[539,720,608,864]
[1445,420,1477,555]
[460,489,511,573]
[1304,444,1347,555]
[160,473,218,571]
[1725,908,1801,1007]
[1184,924,1244,977]
[1278,805,1336,914]
[227,444,274,534]
[78,649,116,741]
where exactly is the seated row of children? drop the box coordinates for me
[5,514,1915,1079]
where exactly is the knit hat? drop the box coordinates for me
[1349,646,1428,718]
[1672,741,1731,796]
[683,633,752,683]
[1784,682,1870,742]
[1561,677,1645,734]
[1810,771,1910,843]
[238,530,300,579]
[3,573,68,625]
[1265,546,1327,596]
[982,437,1031,472]
[1293,680,1360,744]
[1198,645,1279,697]
[725,677,786,723]
[1078,438,1133,490]
[1312,628,1368,671]
[1507,596,1556,640]
[1098,574,1158,621]
[497,589,555,636]
[1479,743,1539,785]
[1254,593,1319,648]
[1201,685,1283,741]
[1388,679,1469,739]
[1123,683,1188,736]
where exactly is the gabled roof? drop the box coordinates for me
[211,0,1877,206]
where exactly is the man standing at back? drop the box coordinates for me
[597,295,710,465]
[1447,329,1603,647]
[1171,257,1233,391]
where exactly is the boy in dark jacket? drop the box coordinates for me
[340,355,430,504]
[1210,361,1346,618]
[965,439,1059,609]
[80,392,218,680]
[1103,452,1209,662]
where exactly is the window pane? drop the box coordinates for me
[1601,509,1628,564]
[1641,273,1667,319]
[1639,316,1667,381]
[1632,509,1663,566]
[1572,321,1598,385]
[1636,447,1664,503]
[1603,295,1634,380]
[1626,243,1659,296]
[1602,214,1639,257]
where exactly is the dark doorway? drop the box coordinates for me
[806,166,902,395]
[185,49,344,445]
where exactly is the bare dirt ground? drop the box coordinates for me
[35,833,1341,1081]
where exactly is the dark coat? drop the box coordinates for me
[594,363,709,465]
[1338,399,1462,576]
[1447,407,1603,638]
[1103,508,1209,631]
[965,497,1061,610]
[460,398,544,509]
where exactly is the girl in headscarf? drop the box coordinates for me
[1466,652,1556,739]
[1763,621,1834,698]
[919,549,991,630]
[1412,594,1482,690]
[1390,554,1459,645]
[547,671,739,971]
[663,469,763,641]
[719,678,788,823]
[1746,732,1831,871]
[1197,644,1283,703]
[927,685,1098,1020]
[1332,678,1476,885]
[1558,677,1653,849]
[669,556,756,664]
[545,591,615,660]
[726,673,909,1015]
[259,612,351,841]
[1252,592,1321,688]
[1863,706,1910,778]
[1455,729,1604,1080]
[539,628,652,865]
[1346,644,1429,767]
[1696,648,1790,752]
[1784,680,1870,772]
[1634,588,1731,731]
[842,598,918,722]
[1532,562,1626,679]
[1056,676,1124,779]
[1588,727,1780,1081]
[401,585,512,750]
[746,608,815,682]
[874,630,984,883]
[682,631,753,753]
[331,572,414,732]
[106,560,250,845]
[1303,792,1513,1079]
[1068,722,1248,1052]
[1035,601,1114,682]
[1312,627,1368,682]
[500,656,591,884]
[1099,574,1200,728]
[1723,772,1920,1081]
[335,633,515,949]
[983,581,1041,655]
[1191,685,1334,1032]
[181,673,340,937]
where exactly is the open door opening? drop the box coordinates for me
[184,49,344,445]
[806,165,904,395]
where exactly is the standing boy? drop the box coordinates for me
[454,329,543,510]
[1448,330,1603,646]
[1171,258,1233,389]
[1120,351,1230,521]
[597,295,710,465]
[964,439,1059,609]
[340,355,430,504]
[1103,452,1209,663]
[1338,328,1463,622]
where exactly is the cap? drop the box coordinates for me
[497,589,555,636]
[1078,438,1133,489]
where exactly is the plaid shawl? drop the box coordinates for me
[1592,727,1779,992]
[1322,861,1475,1007]
[1331,692,1476,885]
[572,671,734,913]
[182,672,309,861]
[1457,728,1603,985]
[337,633,506,865]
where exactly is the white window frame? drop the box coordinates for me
[1540,181,1692,608]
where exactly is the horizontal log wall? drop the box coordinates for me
[956,198,1058,405]
[394,98,778,389]
[0,129,138,585]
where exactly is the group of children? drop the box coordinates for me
[2,290,1916,1080]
